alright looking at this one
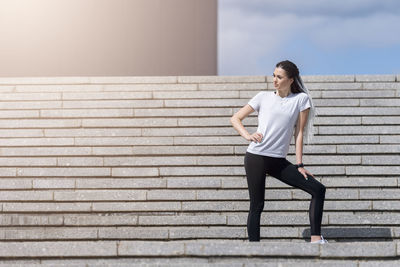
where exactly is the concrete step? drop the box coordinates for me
[2,211,400,227]
[0,188,386,201]
[0,200,397,212]
[0,259,396,267]
[0,176,396,190]
[0,117,395,132]
[0,259,394,267]
[0,199,399,213]
[0,240,397,265]
[0,213,397,244]
[3,89,391,100]
[0,155,392,166]
[0,136,397,149]
[0,163,399,178]
[0,225,395,241]
[2,97,397,110]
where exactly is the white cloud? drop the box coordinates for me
[218,0,400,75]
[221,0,400,18]
[218,6,314,74]
[308,13,400,49]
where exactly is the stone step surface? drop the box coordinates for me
[0,225,398,240]
[0,75,399,262]
[0,240,397,266]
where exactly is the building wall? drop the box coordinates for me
[0,0,217,77]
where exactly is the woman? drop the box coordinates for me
[230,60,327,243]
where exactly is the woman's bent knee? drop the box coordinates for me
[250,201,264,213]
[310,181,326,198]
[316,184,326,198]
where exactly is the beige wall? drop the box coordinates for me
[0,0,217,77]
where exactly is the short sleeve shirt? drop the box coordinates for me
[246,91,311,158]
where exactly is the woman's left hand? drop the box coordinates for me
[298,167,314,180]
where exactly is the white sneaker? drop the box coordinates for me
[310,236,328,244]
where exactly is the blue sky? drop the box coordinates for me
[218,0,400,75]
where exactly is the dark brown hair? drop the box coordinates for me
[275,60,304,93]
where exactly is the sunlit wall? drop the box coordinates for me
[0,0,217,76]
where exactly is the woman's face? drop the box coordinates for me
[273,67,294,92]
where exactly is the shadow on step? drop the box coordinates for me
[302,227,393,242]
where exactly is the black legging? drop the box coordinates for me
[244,151,326,241]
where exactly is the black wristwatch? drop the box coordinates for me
[295,163,304,168]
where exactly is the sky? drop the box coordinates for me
[218,0,400,76]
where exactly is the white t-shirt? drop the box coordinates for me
[246,91,311,158]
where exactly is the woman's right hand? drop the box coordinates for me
[245,132,263,143]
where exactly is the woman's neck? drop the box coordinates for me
[275,89,291,98]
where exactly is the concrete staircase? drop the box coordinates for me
[0,75,399,265]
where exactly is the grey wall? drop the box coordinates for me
[0,0,217,77]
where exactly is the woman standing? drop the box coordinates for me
[230,60,327,243]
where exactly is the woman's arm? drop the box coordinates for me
[230,104,263,143]
[294,108,314,178]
